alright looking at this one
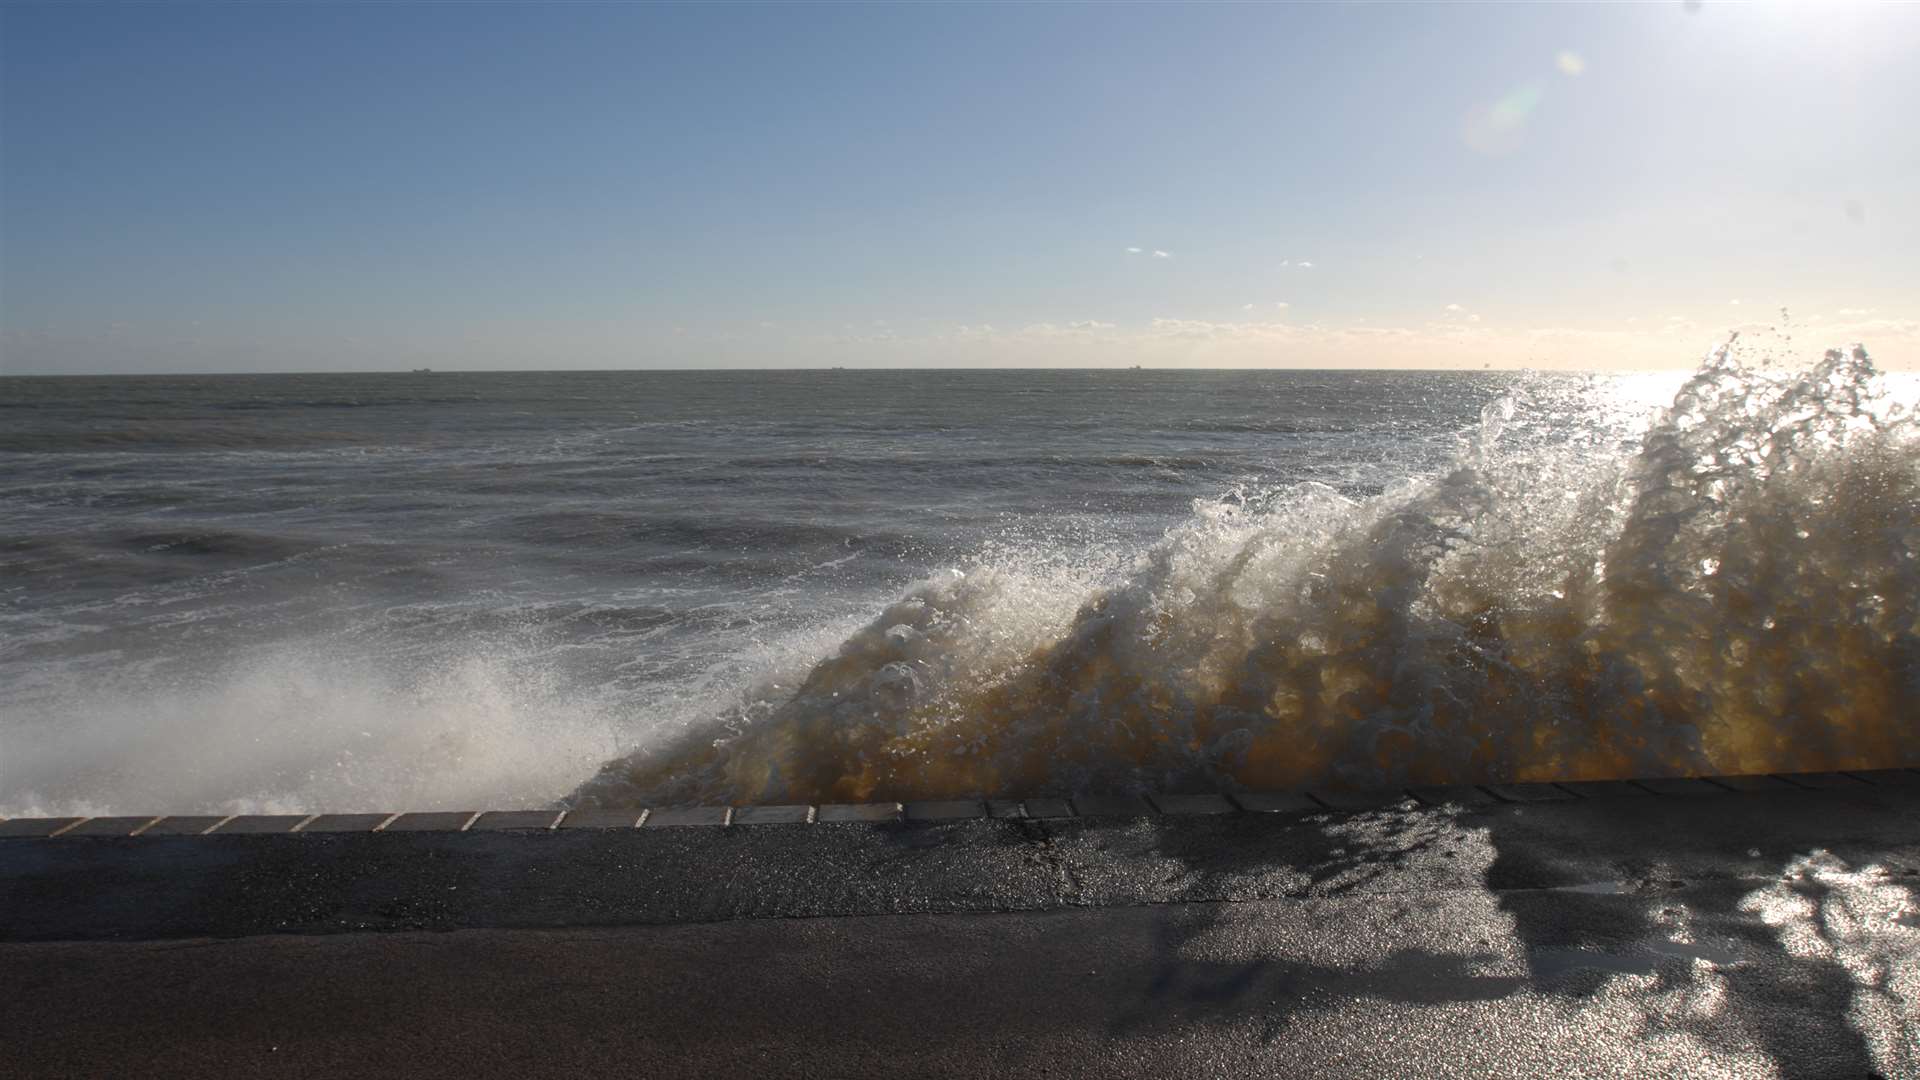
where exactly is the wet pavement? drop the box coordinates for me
[4,782,1918,1078]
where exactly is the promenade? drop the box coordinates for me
[4,773,1917,1078]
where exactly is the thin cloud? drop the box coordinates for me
[1445,303,1464,312]
[1126,247,1143,254]
[1152,250,1171,259]
[1004,321,1119,342]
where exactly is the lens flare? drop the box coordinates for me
[1463,84,1545,156]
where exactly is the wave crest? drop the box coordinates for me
[574,344,1920,805]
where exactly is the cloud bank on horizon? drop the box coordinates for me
[1,2,1915,374]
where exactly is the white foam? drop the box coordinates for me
[576,343,1920,804]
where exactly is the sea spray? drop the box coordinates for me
[574,344,1920,804]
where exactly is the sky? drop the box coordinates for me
[2,1,1916,374]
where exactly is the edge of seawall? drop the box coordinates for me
[3,767,1917,840]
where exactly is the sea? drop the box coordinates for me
[3,343,1916,816]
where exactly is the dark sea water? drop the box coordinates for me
[3,355,1915,814]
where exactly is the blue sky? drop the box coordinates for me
[3,1,1915,373]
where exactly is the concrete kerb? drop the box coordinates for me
[58,817,162,838]
[1070,795,1153,818]
[1632,778,1727,797]
[1482,783,1576,803]
[1407,785,1500,807]
[557,809,646,830]
[1702,775,1795,793]
[645,807,731,828]
[1231,792,1319,814]
[732,805,814,825]
[142,816,233,836]
[0,818,85,838]
[1147,793,1235,816]
[301,814,399,834]
[1309,789,1415,811]
[1774,771,1872,790]
[905,800,987,821]
[8,767,1917,842]
[817,803,903,824]
[1847,768,1920,786]
[469,811,563,832]
[385,812,481,833]
[1554,780,1652,800]
[213,815,315,835]
[1021,798,1073,820]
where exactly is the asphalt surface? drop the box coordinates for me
[5,784,1919,1078]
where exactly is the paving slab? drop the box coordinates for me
[58,817,160,837]
[1147,793,1235,815]
[1021,798,1073,819]
[468,811,562,832]
[905,800,986,821]
[210,815,311,835]
[0,818,85,839]
[1407,785,1500,807]
[732,805,813,825]
[817,803,902,823]
[1230,791,1319,814]
[557,808,645,830]
[1071,795,1154,818]
[1632,778,1728,797]
[644,807,730,827]
[1774,772,1870,790]
[140,816,230,836]
[300,814,396,834]
[985,799,1027,819]
[1309,788,1413,810]
[1483,783,1576,803]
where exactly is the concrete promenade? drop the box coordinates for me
[4,772,1918,1078]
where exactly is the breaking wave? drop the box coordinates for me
[575,343,1920,805]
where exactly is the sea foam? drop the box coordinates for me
[574,343,1920,804]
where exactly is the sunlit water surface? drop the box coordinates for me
[1,343,1913,814]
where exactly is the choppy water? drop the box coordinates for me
[3,344,1915,814]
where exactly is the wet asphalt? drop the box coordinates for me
[4,783,1918,1078]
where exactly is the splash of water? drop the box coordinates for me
[575,344,1920,805]
[0,644,622,817]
